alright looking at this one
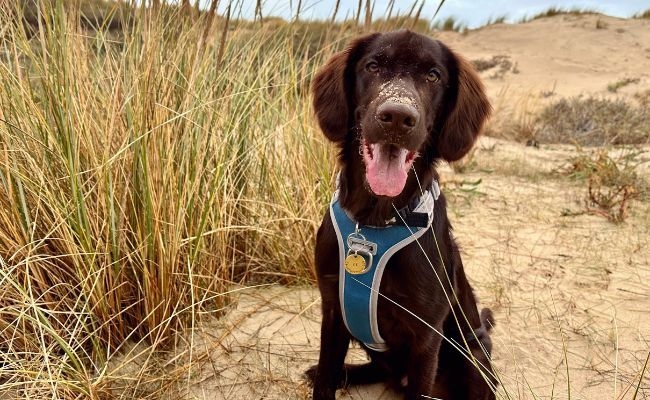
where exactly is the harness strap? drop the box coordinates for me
[390,182,440,228]
[330,183,439,351]
[392,207,429,227]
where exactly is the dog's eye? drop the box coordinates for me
[365,61,379,73]
[427,68,441,82]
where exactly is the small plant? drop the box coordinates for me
[520,6,597,22]
[634,89,650,107]
[511,61,519,74]
[431,16,466,32]
[564,150,643,223]
[472,57,499,72]
[540,82,557,98]
[587,171,637,223]
[490,58,513,79]
[472,55,515,79]
[634,8,650,19]
[483,15,507,26]
[445,178,486,211]
[607,77,640,93]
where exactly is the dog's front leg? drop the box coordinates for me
[312,305,350,400]
[405,333,444,400]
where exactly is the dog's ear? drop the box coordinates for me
[312,34,379,143]
[437,48,491,162]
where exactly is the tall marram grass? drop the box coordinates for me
[0,1,342,396]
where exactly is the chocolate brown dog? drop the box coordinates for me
[307,30,497,400]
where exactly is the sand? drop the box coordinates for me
[437,13,650,102]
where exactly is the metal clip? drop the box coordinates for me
[344,228,377,274]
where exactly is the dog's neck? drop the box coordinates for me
[337,153,437,227]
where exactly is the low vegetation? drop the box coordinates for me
[472,55,511,72]
[635,89,650,107]
[431,15,466,32]
[535,96,650,146]
[634,8,650,19]
[472,55,518,79]
[607,77,640,93]
[563,150,646,222]
[520,6,599,23]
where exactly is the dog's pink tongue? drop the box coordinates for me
[365,144,410,197]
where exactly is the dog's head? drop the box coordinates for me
[313,30,490,198]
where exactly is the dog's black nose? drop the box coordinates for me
[376,102,420,133]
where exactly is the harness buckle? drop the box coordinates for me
[344,231,376,274]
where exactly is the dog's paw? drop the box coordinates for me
[480,307,495,331]
[304,365,318,385]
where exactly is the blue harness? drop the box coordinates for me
[329,182,440,351]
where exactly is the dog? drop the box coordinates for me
[306,30,496,400]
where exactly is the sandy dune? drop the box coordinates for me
[437,13,650,101]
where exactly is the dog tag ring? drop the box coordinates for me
[344,228,376,274]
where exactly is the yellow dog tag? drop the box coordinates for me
[344,253,367,274]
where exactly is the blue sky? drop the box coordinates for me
[215,0,649,28]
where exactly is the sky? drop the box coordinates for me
[213,0,649,28]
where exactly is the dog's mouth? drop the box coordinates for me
[361,139,418,197]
